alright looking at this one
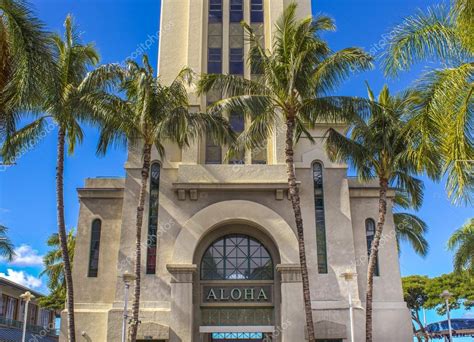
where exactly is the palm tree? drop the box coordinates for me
[0,224,14,261]
[447,218,474,274]
[0,0,54,138]
[1,15,100,342]
[324,84,438,341]
[85,55,234,341]
[383,0,473,204]
[394,191,429,257]
[198,4,373,340]
[39,229,76,311]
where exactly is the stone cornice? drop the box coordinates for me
[166,264,197,283]
[276,264,302,283]
[77,188,124,199]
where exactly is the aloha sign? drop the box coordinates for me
[203,286,272,303]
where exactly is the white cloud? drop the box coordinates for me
[464,311,474,318]
[0,269,42,289]
[7,244,44,266]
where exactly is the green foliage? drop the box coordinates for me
[425,272,474,315]
[325,84,436,209]
[38,229,75,311]
[383,0,474,204]
[447,218,474,274]
[1,14,100,160]
[197,3,373,159]
[403,272,474,316]
[0,0,55,136]
[394,191,429,257]
[403,275,430,313]
[0,224,14,261]
[84,56,234,156]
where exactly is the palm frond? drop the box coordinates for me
[414,64,473,204]
[0,0,55,132]
[313,48,374,95]
[394,212,429,257]
[383,5,463,76]
[1,116,52,162]
[325,127,373,180]
[392,172,424,210]
[0,225,15,261]
[447,218,474,273]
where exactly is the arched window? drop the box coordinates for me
[365,219,380,276]
[313,162,328,274]
[201,234,273,280]
[88,219,101,277]
[146,163,160,274]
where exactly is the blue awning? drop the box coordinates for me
[424,318,474,338]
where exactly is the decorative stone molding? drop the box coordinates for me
[189,189,198,200]
[177,189,186,201]
[166,264,197,283]
[171,200,299,264]
[276,264,302,283]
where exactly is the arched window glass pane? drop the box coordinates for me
[201,234,273,280]
[88,219,101,277]
[313,162,328,274]
[146,163,160,274]
[366,219,380,276]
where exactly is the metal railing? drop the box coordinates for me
[0,316,59,336]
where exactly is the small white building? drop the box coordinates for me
[62,1,412,341]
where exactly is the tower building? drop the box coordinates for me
[62,1,413,341]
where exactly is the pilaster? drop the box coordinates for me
[276,264,305,342]
[167,264,197,341]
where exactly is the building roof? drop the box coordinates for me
[0,277,46,298]
[425,319,474,338]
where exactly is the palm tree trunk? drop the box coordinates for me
[285,117,316,342]
[56,127,76,342]
[129,143,152,342]
[365,178,388,342]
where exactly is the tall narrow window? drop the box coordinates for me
[366,219,380,276]
[229,112,245,164]
[230,0,243,22]
[229,48,244,75]
[208,48,222,74]
[313,162,328,274]
[88,219,101,277]
[229,3,244,76]
[206,133,222,164]
[209,0,223,22]
[251,0,264,23]
[146,163,160,274]
[207,0,223,163]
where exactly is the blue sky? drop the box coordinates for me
[0,0,472,335]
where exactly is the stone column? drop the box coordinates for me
[167,264,197,342]
[276,264,305,342]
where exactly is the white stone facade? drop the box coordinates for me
[60,1,412,341]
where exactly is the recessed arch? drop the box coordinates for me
[170,200,299,265]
